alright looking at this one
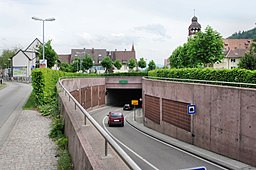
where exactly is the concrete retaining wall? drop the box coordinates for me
[142,78,256,166]
[59,92,103,170]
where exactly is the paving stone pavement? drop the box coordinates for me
[0,110,58,170]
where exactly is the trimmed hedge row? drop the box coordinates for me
[148,68,256,84]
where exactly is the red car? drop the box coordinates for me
[108,112,124,127]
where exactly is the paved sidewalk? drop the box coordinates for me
[0,110,57,170]
[126,112,256,170]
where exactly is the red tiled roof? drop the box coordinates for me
[58,54,71,64]
[224,39,252,50]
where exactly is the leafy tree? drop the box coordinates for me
[238,39,256,70]
[101,56,113,73]
[128,58,136,70]
[138,58,147,69]
[188,26,224,67]
[37,40,58,68]
[59,62,72,72]
[0,48,18,69]
[113,59,122,70]
[81,54,93,71]
[71,58,81,72]
[148,60,156,71]
[169,26,224,68]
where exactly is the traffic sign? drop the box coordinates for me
[187,104,196,115]
[131,100,138,105]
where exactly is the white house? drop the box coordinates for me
[11,38,41,78]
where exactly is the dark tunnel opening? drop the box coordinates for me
[106,88,142,107]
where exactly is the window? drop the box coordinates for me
[231,59,236,62]
[231,66,236,69]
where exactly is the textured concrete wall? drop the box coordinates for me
[105,76,142,89]
[59,92,103,170]
[142,78,256,166]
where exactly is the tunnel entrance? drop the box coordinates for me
[106,88,142,107]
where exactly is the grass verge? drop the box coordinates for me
[0,83,7,90]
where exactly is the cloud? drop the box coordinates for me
[134,24,170,39]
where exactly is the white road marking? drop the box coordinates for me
[126,116,228,170]
[103,116,159,170]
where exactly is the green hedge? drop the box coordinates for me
[148,68,256,84]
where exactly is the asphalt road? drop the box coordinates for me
[0,82,32,146]
[89,106,229,170]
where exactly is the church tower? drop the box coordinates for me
[188,11,201,37]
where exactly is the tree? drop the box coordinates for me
[81,54,93,71]
[101,56,113,73]
[0,48,18,69]
[113,59,122,70]
[238,39,256,70]
[138,58,147,69]
[59,62,72,72]
[169,26,224,68]
[37,40,58,68]
[188,26,224,67]
[148,60,156,71]
[128,58,136,70]
[71,58,81,72]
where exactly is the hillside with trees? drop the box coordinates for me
[228,27,256,39]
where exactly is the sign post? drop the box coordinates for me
[131,100,139,121]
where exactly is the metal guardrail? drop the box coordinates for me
[144,76,256,88]
[58,79,141,170]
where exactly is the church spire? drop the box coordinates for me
[188,9,201,36]
[131,43,135,52]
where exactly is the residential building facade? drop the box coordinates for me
[214,39,252,69]
[58,44,136,72]
[11,38,41,78]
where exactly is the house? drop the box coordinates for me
[214,39,252,69]
[59,44,136,72]
[11,38,41,78]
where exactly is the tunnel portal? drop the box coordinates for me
[106,88,142,107]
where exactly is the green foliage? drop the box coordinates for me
[169,26,224,68]
[23,92,37,109]
[113,59,122,70]
[138,58,147,69]
[0,48,18,69]
[148,68,256,85]
[82,54,93,71]
[238,39,256,70]
[49,116,65,139]
[238,52,256,70]
[37,40,58,68]
[103,71,148,77]
[228,28,256,39]
[59,62,72,72]
[58,149,73,170]
[101,56,113,73]
[148,60,156,71]
[128,58,137,70]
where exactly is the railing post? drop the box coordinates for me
[75,103,76,110]
[105,139,108,156]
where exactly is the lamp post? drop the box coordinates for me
[32,16,55,67]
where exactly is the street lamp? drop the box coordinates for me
[32,16,55,66]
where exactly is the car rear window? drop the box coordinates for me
[111,113,123,118]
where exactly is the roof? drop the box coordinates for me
[113,50,136,61]
[24,38,42,52]
[224,39,252,50]
[11,49,31,61]
[58,54,71,63]
[226,49,247,58]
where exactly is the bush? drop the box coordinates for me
[148,68,256,86]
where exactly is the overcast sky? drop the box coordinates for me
[0,0,255,65]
